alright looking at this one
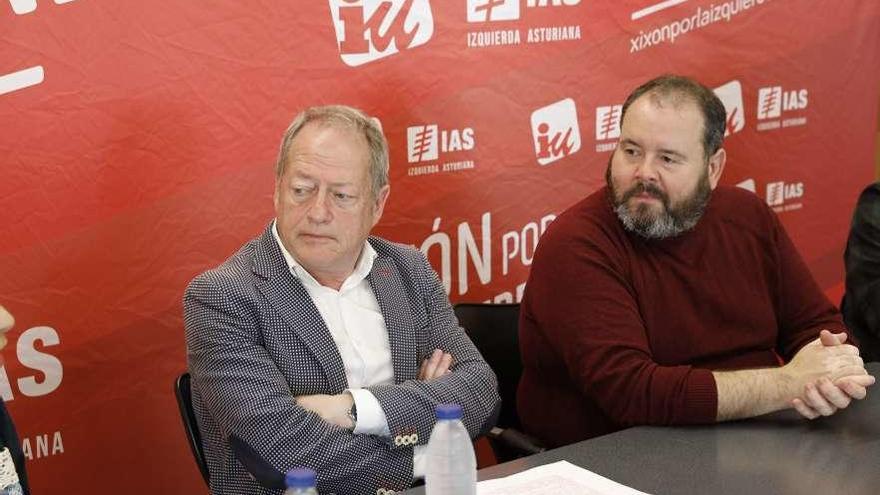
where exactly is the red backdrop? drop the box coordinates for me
[1,1,879,493]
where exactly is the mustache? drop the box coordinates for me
[621,181,668,204]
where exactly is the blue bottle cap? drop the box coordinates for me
[285,468,317,488]
[435,403,463,420]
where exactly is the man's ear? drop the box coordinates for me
[707,148,726,190]
[371,185,391,227]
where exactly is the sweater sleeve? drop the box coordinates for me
[770,209,851,361]
[522,217,717,428]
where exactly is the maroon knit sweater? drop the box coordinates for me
[518,185,849,448]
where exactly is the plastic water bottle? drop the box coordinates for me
[0,481,22,495]
[425,403,477,495]
[0,447,23,495]
[284,467,318,495]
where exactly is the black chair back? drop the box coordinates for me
[453,303,524,432]
[174,372,210,486]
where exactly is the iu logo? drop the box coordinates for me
[328,0,434,67]
[467,0,520,22]
[595,105,622,140]
[713,80,745,137]
[531,98,582,166]
[736,178,756,193]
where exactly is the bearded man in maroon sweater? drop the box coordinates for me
[518,75,876,448]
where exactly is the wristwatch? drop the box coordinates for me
[346,401,358,430]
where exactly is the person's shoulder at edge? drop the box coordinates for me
[856,181,880,209]
[186,230,265,294]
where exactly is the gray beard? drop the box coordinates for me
[607,161,712,240]
[614,199,702,239]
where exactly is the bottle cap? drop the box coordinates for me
[285,468,317,488]
[435,403,463,420]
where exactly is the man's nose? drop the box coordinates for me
[306,189,332,223]
[633,155,660,183]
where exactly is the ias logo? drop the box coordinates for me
[467,0,519,22]
[407,125,475,163]
[408,125,439,162]
[531,98,581,166]
[713,80,745,136]
[595,105,622,140]
[766,181,804,207]
[467,0,582,22]
[757,87,783,119]
[328,0,434,67]
[757,86,808,119]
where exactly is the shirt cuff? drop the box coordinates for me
[412,445,427,479]
[348,388,390,436]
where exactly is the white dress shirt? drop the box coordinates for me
[272,222,427,477]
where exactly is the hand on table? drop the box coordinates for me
[790,330,875,419]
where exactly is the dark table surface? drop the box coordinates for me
[407,362,880,494]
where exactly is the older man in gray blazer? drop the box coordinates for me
[184,105,500,495]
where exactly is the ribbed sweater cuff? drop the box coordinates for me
[684,368,718,423]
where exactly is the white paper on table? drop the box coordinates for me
[476,460,653,495]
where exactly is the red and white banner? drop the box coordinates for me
[1,1,878,493]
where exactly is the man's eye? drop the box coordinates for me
[292,187,313,198]
[624,148,639,156]
[334,192,354,201]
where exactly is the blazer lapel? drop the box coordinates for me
[252,225,348,393]
[368,253,418,383]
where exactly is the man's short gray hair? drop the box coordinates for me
[620,75,727,160]
[275,105,389,198]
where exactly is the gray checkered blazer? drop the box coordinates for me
[184,225,500,495]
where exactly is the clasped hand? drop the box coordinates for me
[786,330,875,419]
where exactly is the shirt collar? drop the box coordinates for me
[271,220,377,291]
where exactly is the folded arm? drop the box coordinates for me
[365,253,501,450]
[184,275,412,493]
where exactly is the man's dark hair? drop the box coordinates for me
[620,75,727,159]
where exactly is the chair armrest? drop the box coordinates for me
[487,426,546,457]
